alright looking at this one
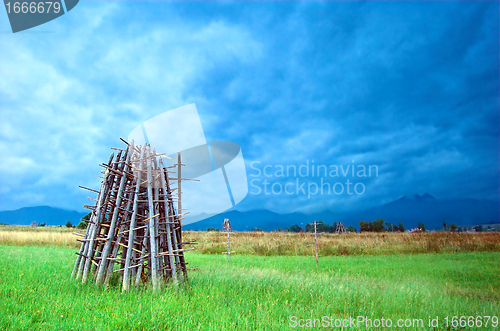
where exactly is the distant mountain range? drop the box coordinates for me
[1,194,498,231]
[0,206,87,226]
[184,194,499,231]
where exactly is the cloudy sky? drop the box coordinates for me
[0,1,498,215]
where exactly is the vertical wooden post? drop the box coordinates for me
[152,148,162,285]
[227,224,231,262]
[177,152,182,226]
[164,165,183,281]
[158,157,177,282]
[72,225,89,278]
[82,151,122,283]
[122,144,146,291]
[175,151,188,281]
[73,152,114,279]
[134,225,150,286]
[146,146,160,290]
[96,144,132,286]
[314,221,319,265]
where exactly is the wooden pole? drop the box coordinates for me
[104,179,136,287]
[82,151,122,283]
[314,221,319,265]
[75,153,115,280]
[158,157,177,282]
[152,147,162,285]
[96,144,132,285]
[164,165,183,281]
[227,224,231,262]
[72,223,89,278]
[134,225,150,286]
[122,144,146,291]
[146,146,160,290]
[177,152,182,226]
[175,152,187,281]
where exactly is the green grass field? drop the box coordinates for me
[0,245,498,330]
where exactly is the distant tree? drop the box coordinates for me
[277,227,283,232]
[385,222,393,232]
[417,222,427,232]
[76,221,88,229]
[372,219,385,232]
[347,225,357,233]
[38,222,46,227]
[443,221,447,231]
[326,224,334,233]
[287,224,303,233]
[316,221,328,233]
[397,221,405,232]
[359,221,371,232]
[81,212,92,221]
[252,227,262,232]
[305,221,332,233]
[450,223,457,232]
[206,227,220,232]
[65,221,73,228]
[332,222,338,232]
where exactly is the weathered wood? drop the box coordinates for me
[134,225,150,286]
[227,221,231,263]
[177,152,182,225]
[73,140,194,290]
[80,169,110,282]
[122,144,146,291]
[146,146,160,290]
[79,186,100,194]
[164,165,183,281]
[96,144,132,286]
[314,221,319,265]
[82,151,122,283]
[157,248,194,256]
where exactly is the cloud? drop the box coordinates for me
[0,1,264,211]
[0,1,497,214]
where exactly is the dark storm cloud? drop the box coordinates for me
[0,1,497,213]
[182,1,498,211]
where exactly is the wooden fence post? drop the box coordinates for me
[314,221,319,265]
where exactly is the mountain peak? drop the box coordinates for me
[391,193,436,204]
[412,193,435,201]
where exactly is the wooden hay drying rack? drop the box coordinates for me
[72,139,197,291]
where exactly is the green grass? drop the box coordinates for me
[0,245,498,330]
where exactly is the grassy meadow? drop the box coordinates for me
[1,224,499,256]
[0,226,499,330]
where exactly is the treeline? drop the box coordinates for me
[205,220,415,233]
[205,221,357,233]
[360,219,404,232]
[198,220,438,233]
[359,219,427,232]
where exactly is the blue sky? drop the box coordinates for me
[0,1,498,214]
